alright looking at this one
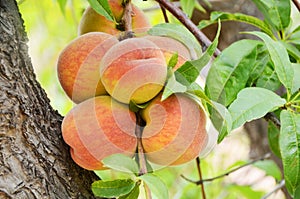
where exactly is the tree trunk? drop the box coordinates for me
[0,0,99,198]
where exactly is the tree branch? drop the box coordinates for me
[265,112,281,129]
[261,180,285,199]
[181,153,272,185]
[154,0,221,57]
[293,0,300,12]
[196,157,206,199]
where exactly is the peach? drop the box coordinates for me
[143,35,191,70]
[100,38,168,104]
[61,96,137,170]
[78,2,151,36]
[141,93,207,166]
[57,32,119,103]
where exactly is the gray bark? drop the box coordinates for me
[0,0,99,198]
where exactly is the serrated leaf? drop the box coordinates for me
[229,87,286,129]
[175,20,220,86]
[162,72,187,101]
[198,11,273,37]
[279,110,300,197]
[254,160,282,181]
[148,23,202,59]
[119,182,140,199]
[102,154,139,174]
[87,0,114,22]
[180,0,195,18]
[92,179,136,198]
[139,173,169,199]
[249,31,294,93]
[256,61,281,91]
[57,0,67,14]
[292,63,300,94]
[205,40,261,106]
[252,0,291,31]
[209,101,232,143]
[268,121,281,158]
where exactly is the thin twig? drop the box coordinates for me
[155,0,221,57]
[293,0,300,12]
[196,157,206,199]
[261,180,285,199]
[265,112,281,129]
[160,3,169,23]
[181,153,272,185]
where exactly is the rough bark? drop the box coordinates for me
[0,0,99,198]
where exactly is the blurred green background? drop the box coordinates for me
[18,0,284,198]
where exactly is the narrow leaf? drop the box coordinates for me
[205,40,261,106]
[292,63,300,94]
[229,87,286,129]
[87,0,114,22]
[280,110,300,196]
[252,0,291,31]
[180,0,195,18]
[162,72,187,101]
[167,52,179,68]
[268,121,281,158]
[57,0,67,14]
[102,154,139,174]
[139,173,169,199]
[148,23,202,59]
[198,11,273,37]
[92,179,136,198]
[249,31,294,93]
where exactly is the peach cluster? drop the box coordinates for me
[57,0,207,170]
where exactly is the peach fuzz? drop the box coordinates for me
[61,96,137,170]
[78,3,151,36]
[57,32,118,103]
[143,35,191,70]
[100,38,168,104]
[141,93,207,166]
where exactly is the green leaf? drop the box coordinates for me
[254,160,282,181]
[119,182,140,199]
[292,63,300,94]
[102,154,139,174]
[92,179,136,198]
[227,184,264,199]
[175,20,220,86]
[268,121,281,158]
[57,0,67,14]
[198,11,273,37]
[148,23,202,59]
[180,0,195,18]
[209,101,232,143]
[250,31,294,93]
[205,39,261,106]
[252,0,291,31]
[162,71,187,101]
[168,53,179,68]
[228,87,286,129]
[139,173,169,199]
[289,26,300,45]
[279,110,300,197]
[256,61,281,91]
[87,0,114,22]
[186,82,213,106]
[280,42,300,62]
[194,0,206,13]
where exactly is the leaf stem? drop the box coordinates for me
[155,0,221,57]
[181,153,272,185]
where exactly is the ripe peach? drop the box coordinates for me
[78,2,151,36]
[143,35,191,70]
[141,93,207,166]
[57,32,119,103]
[61,96,137,170]
[100,38,168,104]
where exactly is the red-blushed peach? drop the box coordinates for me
[100,38,167,104]
[61,96,137,170]
[141,93,208,166]
[78,3,151,36]
[143,35,191,70]
[57,32,118,103]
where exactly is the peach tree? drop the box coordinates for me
[56,0,300,198]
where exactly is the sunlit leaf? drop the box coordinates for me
[92,179,136,198]
[198,11,273,37]
[139,173,169,199]
[252,0,291,31]
[102,154,139,174]
[87,0,114,22]
[229,87,286,129]
[250,31,294,93]
[180,0,195,18]
[205,40,261,106]
[280,110,300,196]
